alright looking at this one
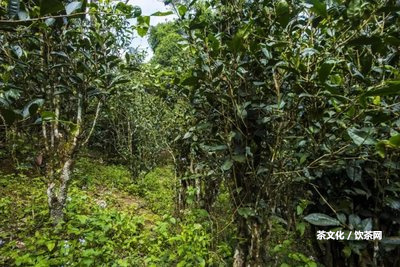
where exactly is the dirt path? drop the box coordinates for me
[90,186,160,227]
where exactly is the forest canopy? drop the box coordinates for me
[1,0,400,266]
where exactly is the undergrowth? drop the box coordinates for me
[0,158,228,266]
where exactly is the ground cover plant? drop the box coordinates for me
[1,0,399,266]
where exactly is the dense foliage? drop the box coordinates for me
[1,0,400,266]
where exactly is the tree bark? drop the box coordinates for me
[47,159,73,224]
[233,217,263,267]
[47,93,82,224]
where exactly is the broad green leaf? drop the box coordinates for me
[381,237,400,245]
[229,25,250,53]
[65,1,82,15]
[41,111,56,121]
[310,0,327,17]
[348,214,361,228]
[388,135,400,147]
[318,60,335,83]
[361,218,372,231]
[304,213,340,226]
[115,2,134,17]
[40,0,64,16]
[183,132,192,139]
[343,246,352,258]
[76,215,88,224]
[221,159,233,171]
[363,80,400,97]
[137,15,150,27]
[23,99,44,118]
[301,48,318,57]
[178,5,187,17]
[336,213,346,224]
[346,163,362,182]
[232,154,246,163]
[296,222,306,236]
[385,197,400,210]
[45,18,55,26]
[347,128,376,146]
[276,0,290,26]
[238,207,256,218]
[11,45,23,58]
[136,26,148,37]
[46,241,56,251]
[376,141,386,158]
[17,11,29,20]
[132,6,142,17]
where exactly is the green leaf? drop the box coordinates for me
[41,111,56,121]
[388,135,400,147]
[346,162,362,182]
[304,213,340,226]
[40,0,64,16]
[238,207,256,218]
[151,11,173,16]
[347,128,376,146]
[136,26,148,37]
[132,6,142,17]
[385,197,400,210]
[348,214,361,228]
[206,145,227,152]
[296,222,306,236]
[376,141,386,158]
[11,45,23,58]
[381,237,400,245]
[137,15,150,27]
[17,11,29,20]
[23,99,44,118]
[229,25,250,53]
[310,0,327,17]
[46,241,56,251]
[337,213,346,224]
[221,159,233,171]
[318,60,335,83]
[343,246,352,258]
[276,0,290,26]
[363,80,400,97]
[183,131,192,139]
[65,1,82,15]
[232,154,246,163]
[178,5,187,17]
[76,214,88,224]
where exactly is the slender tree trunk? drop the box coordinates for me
[47,159,73,223]
[47,93,83,224]
[233,217,264,267]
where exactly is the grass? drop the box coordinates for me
[0,158,175,266]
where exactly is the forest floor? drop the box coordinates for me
[0,157,178,266]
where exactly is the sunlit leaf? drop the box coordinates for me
[304,213,341,226]
[65,1,82,15]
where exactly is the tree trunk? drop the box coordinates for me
[233,217,264,267]
[47,159,73,224]
[46,93,83,224]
